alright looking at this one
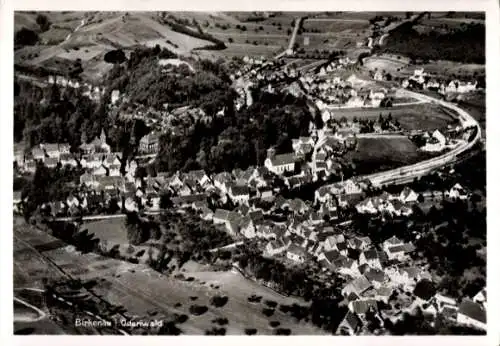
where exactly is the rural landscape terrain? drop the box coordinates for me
[13,11,486,336]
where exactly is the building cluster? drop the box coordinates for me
[401,68,479,95]
[301,72,391,110]
[414,129,466,153]
[47,75,105,101]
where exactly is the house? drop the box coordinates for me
[186,170,211,187]
[364,268,386,289]
[348,299,378,316]
[239,216,256,239]
[265,238,288,256]
[213,209,241,236]
[386,266,429,290]
[66,195,80,208]
[342,276,372,298]
[213,172,234,194]
[433,294,458,313]
[45,158,58,168]
[92,165,107,176]
[382,236,404,252]
[335,256,360,277]
[124,197,139,212]
[228,185,250,205]
[359,249,382,269]
[400,187,418,203]
[264,148,298,175]
[80,130,111,154]
[348,236,371,251]
[59,153,78,167]
[373,286,393,304]
[385,243,416,261]
[317,250,341,266]
[41,143,62,159]
[31,146,46,161]
[473,287,487,310]
[456,299,486,331]
[286,244,306,263]
[139,131,161,154]
[447,183,468,200]
[200,207,214,221]
[292,137,314,155]
[13,191,23,213]
[337,311,361,335]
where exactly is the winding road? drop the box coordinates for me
[321,88,481,189]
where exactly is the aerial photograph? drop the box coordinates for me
[13,11,486,335]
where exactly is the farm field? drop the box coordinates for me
[14,219,325,335]
[331,103,457,131]
[346,137,436,174]
[302,19,370,34]
[14,12,215,82]
[101,269,326,335]
[363,56,409,74]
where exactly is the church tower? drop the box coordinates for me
[100,129,107,144]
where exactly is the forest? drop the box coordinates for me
[153,90,312,174]
[382,22,485,64]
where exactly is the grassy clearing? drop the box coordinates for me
[346,136,436,174]
[332,103,456,131]
[302,19,370,34]
[15,221,325,335]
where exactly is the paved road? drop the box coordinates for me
[360,89,480,187]
[14,296,47,323]
[275,17,302,59]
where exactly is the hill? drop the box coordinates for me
[14,12,216,82]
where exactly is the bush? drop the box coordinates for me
[244,328,258,335]
[248,294,262,303]
[262,308,275,317]
[274,328,291,335]
[210,295,229,308]
[279,304,290,313]
[264,300,277,308]
[212,317,229,325]
[269,321,280,328]
[205,327,226,335]
[158,321,182,335]
[175,314,189,324]
[189,305,208,316]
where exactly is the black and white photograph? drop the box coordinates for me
[10,6,490,337]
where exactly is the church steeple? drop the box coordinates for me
[100,129,107,143]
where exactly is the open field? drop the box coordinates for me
[346,137,435,174]
[209,32,289,47]
[302,19,370,34]
[15,220,325,335]
[210,44,282,58]
[331,103,457,131]
[363,56,409,73]
[100,269,326,335]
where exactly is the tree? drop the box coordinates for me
[15,28,39,46]
[36,14,51,32]
[104,49,127,64]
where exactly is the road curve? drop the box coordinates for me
[319,88,480,190]
[362,89,481,187]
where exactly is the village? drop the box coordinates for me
[13,37,485,336]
